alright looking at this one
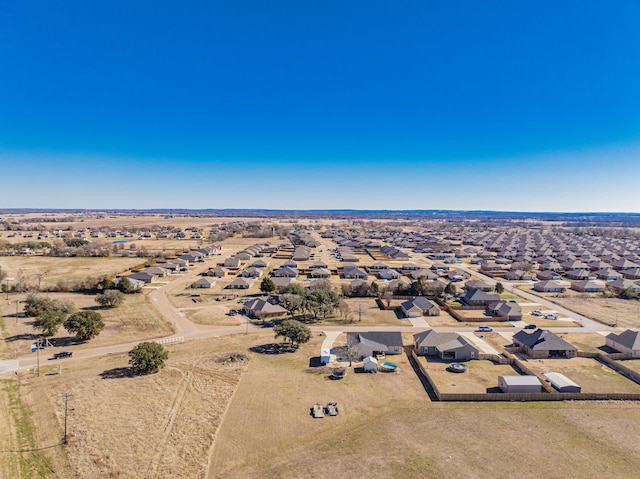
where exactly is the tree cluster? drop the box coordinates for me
[24,294,105,340]
[279,283,341,321]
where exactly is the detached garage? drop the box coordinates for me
[498,375,542,393]
[543,372,581,393]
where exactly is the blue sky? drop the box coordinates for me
[1,1,639,212]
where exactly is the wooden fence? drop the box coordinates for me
[411,350,640,402]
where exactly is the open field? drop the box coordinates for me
[0,335,250,479]
[552,296,640,329]
[558,332,610,353]
[416,356,520,393]
[519,287,640,328]
[209,335,640,479]
[521,356,640,394]
[1,291,173,359]
[0,256,147,290]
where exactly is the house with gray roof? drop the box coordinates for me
[401,297,440,317]
[273,266,299,278]
[606,329,640,357]
[413,330,479,361]
[226,277,254,289]
[243,297,288,319]
[570,280,604,293]
[489,300,522,321]
[533,280,566,293]
[460,289,500,306]
[513,329,577,358]
[193,277,216,288]
[346,331,403,359]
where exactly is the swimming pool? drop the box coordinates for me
[379,362,398,371]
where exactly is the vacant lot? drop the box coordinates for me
[0,335,249,479]
[522,357,640,394]
[520,287,640,328]
[1,291,172,359]
[0,256,147,290]
[417,356,520,393]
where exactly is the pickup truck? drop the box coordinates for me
[53,351,73,359]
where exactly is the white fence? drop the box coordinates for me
[155,336,184,345]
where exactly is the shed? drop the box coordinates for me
[498,375,542,393]
[363,356,378,373]
[543,372,581,393]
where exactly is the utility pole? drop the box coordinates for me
[15,300,20,323]
[62,393,69,444]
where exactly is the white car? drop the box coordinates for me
[543,313,558,320]
[531,310,542,317]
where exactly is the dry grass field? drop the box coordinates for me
[521,357,640,394]
[552,296,640,328]
[0,256,148,290]
[0,335,250,479]
[3,327,640,478]
[417,356,519,393]
[209,336,640,479]
[1,291,172,359]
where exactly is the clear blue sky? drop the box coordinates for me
[1,1,639,212]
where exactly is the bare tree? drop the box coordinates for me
[338,300,351,322]
[382,289,393,308]
[345,333,360,366]
[353,302,367,323]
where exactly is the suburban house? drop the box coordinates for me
[606,279,640,293]
[346,331,403,359]
[464,280,494,292]
[413,330,479,361]
[570,280,604,293]
[309,268,331,279]
[208,266,229,278]
[226,277,254,289]
[242,298,288,319]
[400,297,440,317]
[343,266,368,280]
[488,300,522,321]
[223,257,242,269]
[621,268,640,280]
[378,269,401,280]
[533,281,566,293]
[241,267,263,278]
[606,329,640,357]
[512,329,577,358]
[128,271,157,283]
[272,277,294,289]
[113,276,144,291]
[272,266,299,278]
[144,266,170,277]
[193,277,216,288]
[310,260,329,269]
[536,270,563,281]
[460,289,500,306]
[251,259,269,268]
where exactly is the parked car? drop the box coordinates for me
[53,351,73,359]
[476,325,493,332]
[544,313,558,320]
[524,323,537,330]
[530,310,542,317]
